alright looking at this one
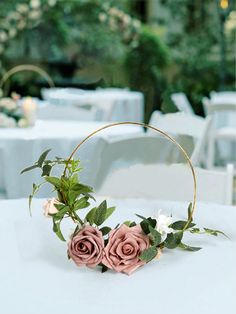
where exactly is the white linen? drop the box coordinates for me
[0,197,235,314]
[0,120,143,198]
[42,88,144,122]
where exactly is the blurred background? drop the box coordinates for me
[0,0,235,121]
[0,0,236,204]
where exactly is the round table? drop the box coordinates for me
[0,120,143,198]
[0,197,235,314]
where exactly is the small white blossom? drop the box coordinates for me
[154,210,173,241]
[48,0,57,7]
[30,0,41,9]
[0,31,8,43]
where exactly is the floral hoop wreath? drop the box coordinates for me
[22,122,226,275]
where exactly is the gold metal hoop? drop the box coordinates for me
[0,64,55,94]
[64,122,197,222]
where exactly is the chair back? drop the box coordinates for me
[97,163,234,205]
[171,93,194,115]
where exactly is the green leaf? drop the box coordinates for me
[101,264,108,273]
[139,217,157,235]
[52,219,66,241]
[203,228,228,238]
[148,225,162,246]
[164,232,183,249]
[86,207,97,225]
[28,183,40,216]
[170,220,195,230]
[105,206,116,221]
[100,226,111,236]
[42,164,52,177]
[53,205,69,218]
[37,149,51,167]
[94,201,115,226]
[139,246,157,262]
[45,176,61,188]
[21,164,38,174]
[178,242,202,252]
[71,183,93,193]
[74,197,90,211]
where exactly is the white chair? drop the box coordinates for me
[171,93,195,115]
[37,103,103,121]
[96,163,234,205]
[203,101,236,168]
[148,111,212,166]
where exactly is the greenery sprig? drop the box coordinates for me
[22,149,227,275]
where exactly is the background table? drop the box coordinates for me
[0,197,235,314]
[0,121,143,198]
[41,88,144,122]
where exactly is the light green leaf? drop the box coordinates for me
[86,207,97,225]
[45,176,61,188]
[178,242,202,252]
[203,228,229,238]
[74,197,90,211]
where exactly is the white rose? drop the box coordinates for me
[43,198,61,217]
[154,210,173,241]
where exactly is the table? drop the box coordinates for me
[0,197,235,314]
[0,120,143,198]
[41,88,144,122]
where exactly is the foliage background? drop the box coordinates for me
[0,0,235,121]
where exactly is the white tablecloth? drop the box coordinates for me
[0,120,143,198]
[42,88,144,122]
[0,197,235,314]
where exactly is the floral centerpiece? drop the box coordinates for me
[0,93,29,128]
[22,123,226,275]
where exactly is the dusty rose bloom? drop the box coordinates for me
[43,198,60,217]
[102,224,150,275]
[68,226,104,268]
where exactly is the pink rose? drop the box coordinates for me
[102,224,150,275]
[68,226,104,268]
[43,198,60,217]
